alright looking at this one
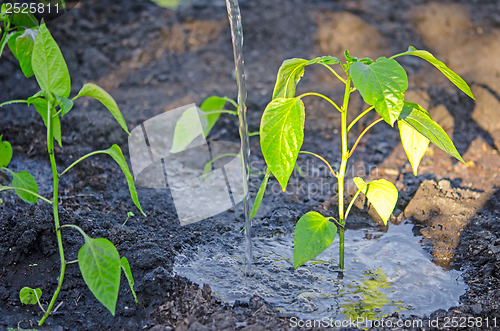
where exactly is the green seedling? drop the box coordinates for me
[122,211,135,226]
[257,47,474,270]
[0,11,143,325]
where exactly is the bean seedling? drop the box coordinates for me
[257,47,474,270]
[0,8,144,325]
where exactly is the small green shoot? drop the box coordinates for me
[123,211,135,226]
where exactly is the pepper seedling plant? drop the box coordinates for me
[0,8,144,325]
[258,47,474,270]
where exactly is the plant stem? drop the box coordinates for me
[299,151,338,179]
[0,186,52,204]
[223,96,239,109]
[200,109,238,116]
[0,20,11,56]
[39,100,66,326]
[348,117,384,158]
[320,63,346,84]
[347,105,374,132]
[337,77,352,270]
[0,99,28,108]
[59,149,112,178]
[203,152,238,174]
[344,189,363,221]
[299,92,342,112]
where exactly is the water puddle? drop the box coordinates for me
[174,221,466,320]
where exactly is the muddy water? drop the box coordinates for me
[174,221,466,320]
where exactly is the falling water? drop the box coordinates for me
[226,0,252,274]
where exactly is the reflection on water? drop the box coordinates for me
[151,0,182,9]
[341,268,404,321]
[151,0,229,9]
[174,221,466,320]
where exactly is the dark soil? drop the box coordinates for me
[1,0,500,330]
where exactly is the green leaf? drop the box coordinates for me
[260,97,305,190]
[11,11,38,29]
[200,96,227,137]
[350,57,408,126]
[1,4,7,17]
[359,57,374,65]
[272,57,341,99]
[120,257,139,304]
[19,287,42,305]
[15,28,36,77]
[26,90,46,105]
[12,171,38,204]
[399,101,464,163]
[307,56,341,66]
[0,135,13,168]
[55,95,74,116]
[102,144,146,216]
[353,177,398,226]
[249,168,271,220]
[74,83,128,134]
[0,32,11,57]
[78,236,121,316]
[272,58,308,99]
[392,46,474,100]
[5,31,22,58]
[398,120,429,176]
[344,50,357,64]
[31,97,62,147]
[294,211,337,269]
[32,24,71,98]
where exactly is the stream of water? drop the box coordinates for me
[225,0,252,274]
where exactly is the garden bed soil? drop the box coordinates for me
[1,0,500,329]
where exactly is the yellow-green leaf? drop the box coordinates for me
[353,177,398,225]
[272,57,340,99]
[260,97,305,190]
[398,120,429,176]
[399,101,464,163]
[272,58,308,99]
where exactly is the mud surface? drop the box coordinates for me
[1,0,500,330]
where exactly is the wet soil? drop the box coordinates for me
[1,0,500,330]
